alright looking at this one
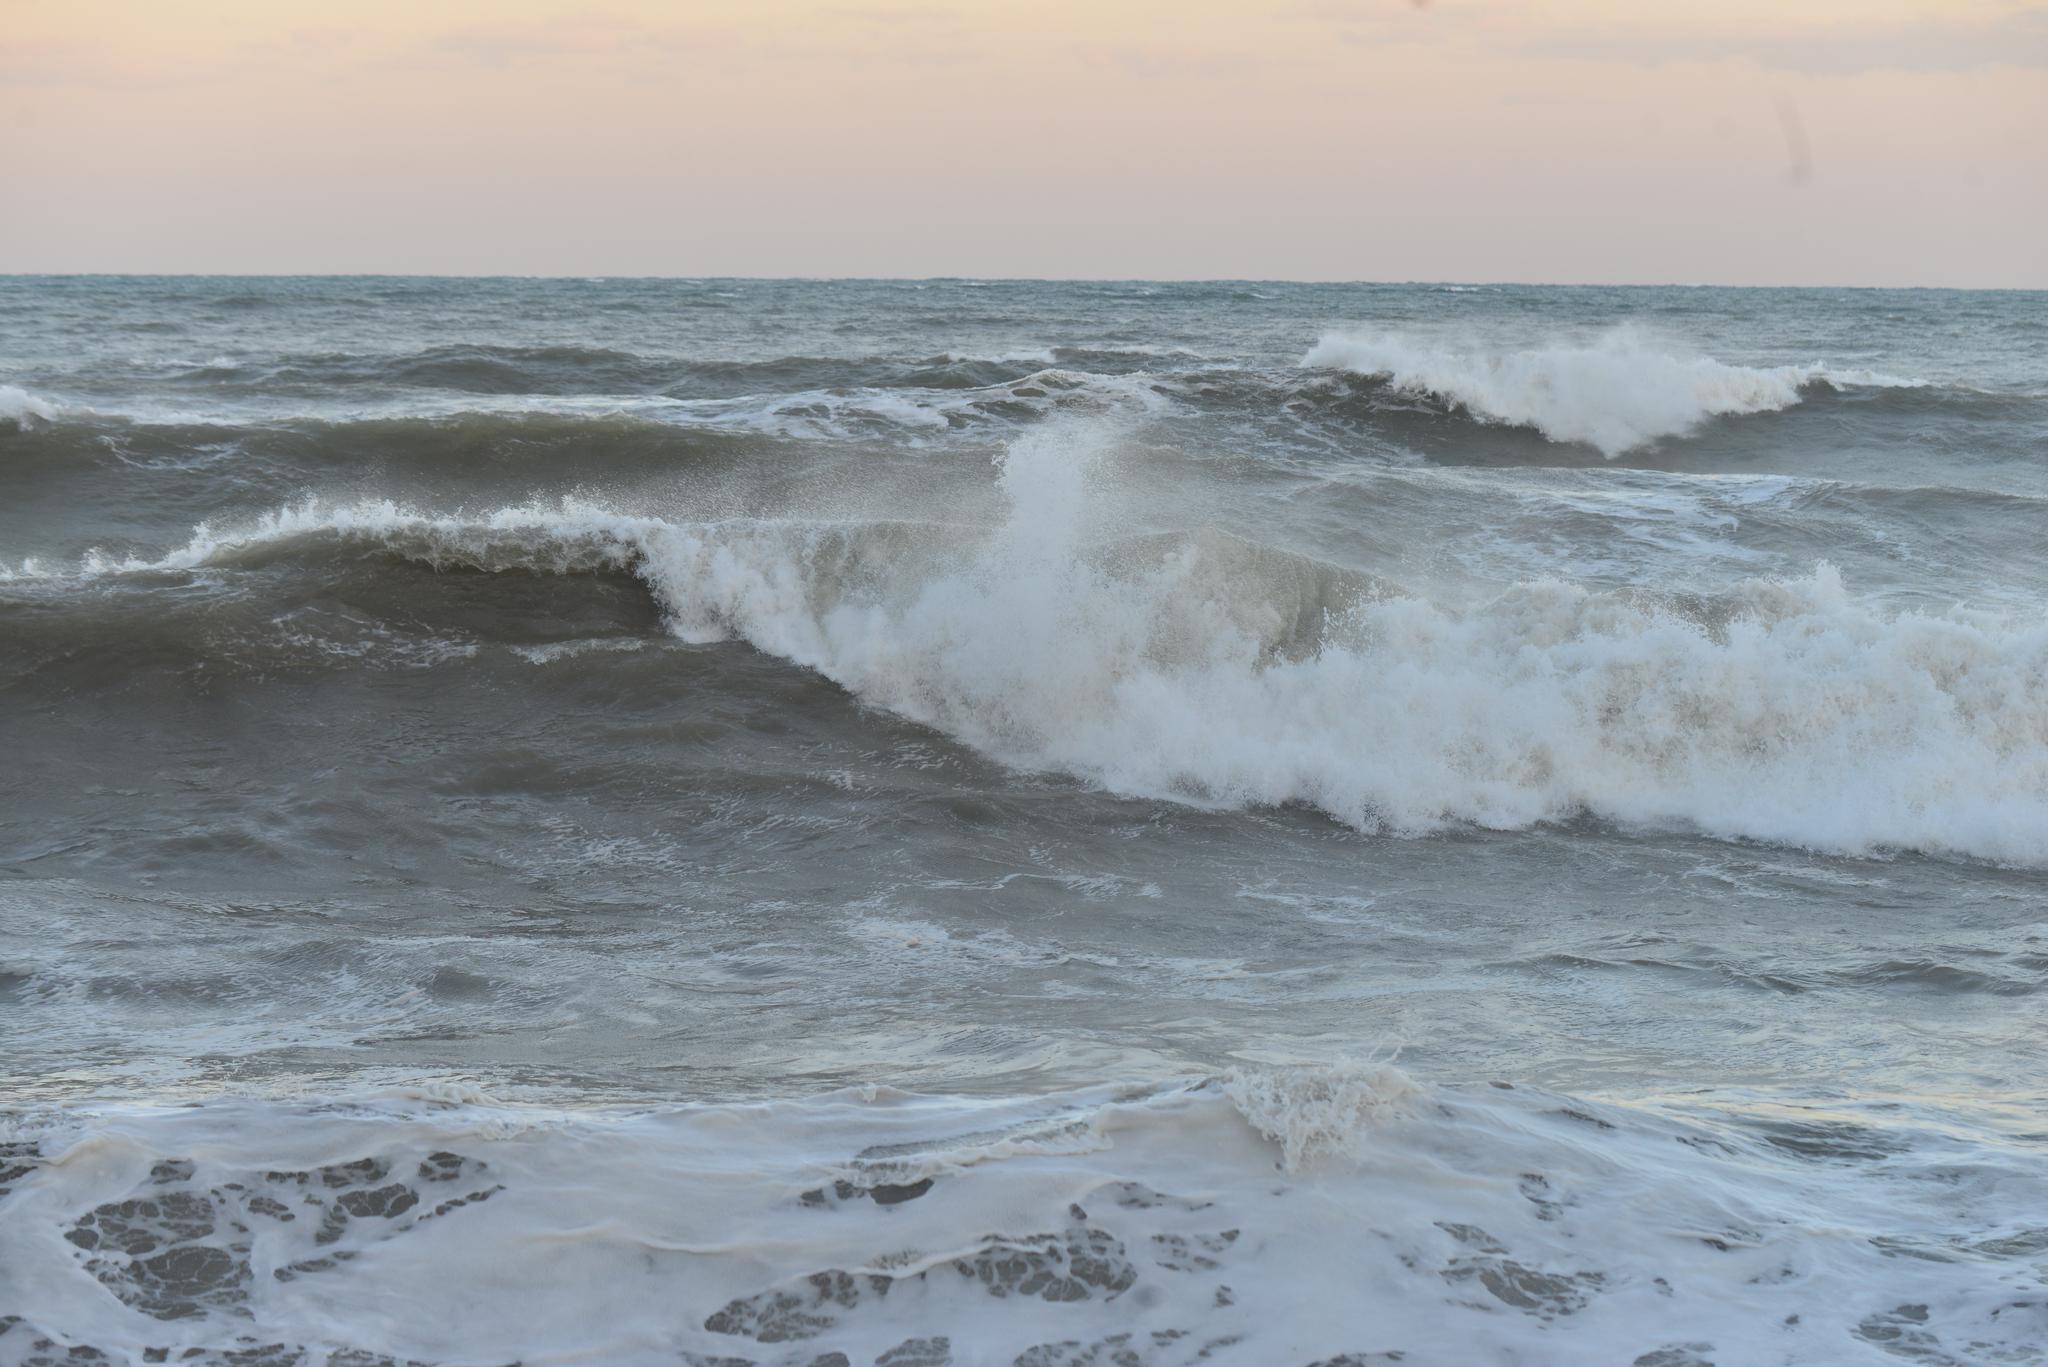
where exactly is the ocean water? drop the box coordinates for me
[1,277,2045,1366]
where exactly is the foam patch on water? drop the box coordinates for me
[1,1076,2041,1365]
[1302,327,1924,456]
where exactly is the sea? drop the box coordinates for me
[2,277,2045,1366]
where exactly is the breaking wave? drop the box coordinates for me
[1302,326,1927,456]
[28,422,2048,865]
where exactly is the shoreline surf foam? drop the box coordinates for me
[2,1071,2040,1366]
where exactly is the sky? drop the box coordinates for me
[2,0,2043,285]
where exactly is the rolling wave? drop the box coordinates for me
[71,342,1174,404]
[161,344,1069,398]
[0,366,1173,448]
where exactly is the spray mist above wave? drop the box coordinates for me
[1302,326,1924,457]
[0,385,64,428]
[35,422,2048,864]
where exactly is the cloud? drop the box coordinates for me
[0,36,231,89]
[423,13,709,67]
[1305,1,2048,74]
[1522,7,2048,74]
[416,7,986,73]
[1084,45,1299,80]
[833,5,966,29]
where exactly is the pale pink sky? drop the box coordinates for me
[3,0,2043,284]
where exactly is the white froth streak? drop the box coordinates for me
[0,365,1173,440]
[26,422,2048,865]
[1302,325,1927,457]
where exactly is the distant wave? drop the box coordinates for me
[25,425,2048,865]
[7,337,2020,471]
[0,363,1175,448]
[154,342,1175,399]
[1302,327,1928,456]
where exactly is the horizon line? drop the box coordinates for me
[2,272,2043,293]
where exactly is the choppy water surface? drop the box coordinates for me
[2,278,2045,1365]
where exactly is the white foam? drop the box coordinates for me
[941,347,1059,366]
[0,1075,2039,1365]
[510,637,651,665]
[1302,326,1922,456]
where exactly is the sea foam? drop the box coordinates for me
[1,1075,2040,1365]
